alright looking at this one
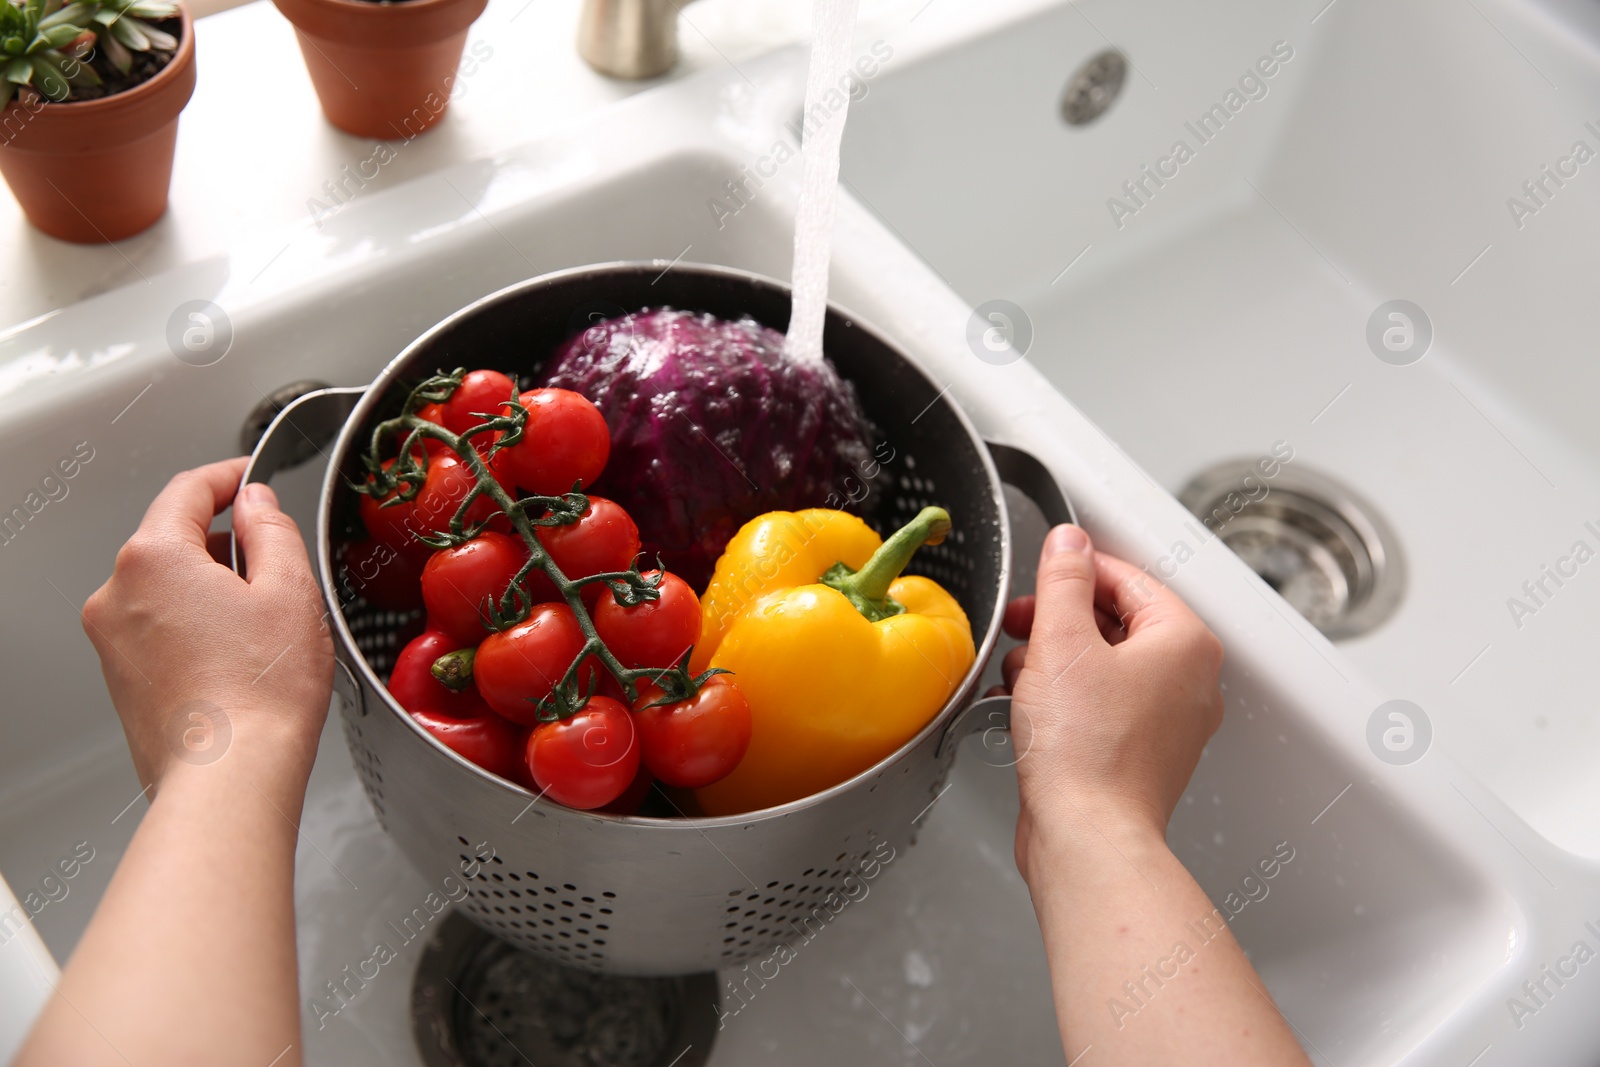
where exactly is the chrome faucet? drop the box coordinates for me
[578,0,697,80]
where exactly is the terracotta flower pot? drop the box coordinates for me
[0,8,196,244]
[273,0,488,140]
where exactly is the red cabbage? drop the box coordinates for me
[542,308,874,590]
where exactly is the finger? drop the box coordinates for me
[1002,595,1035,640]
[983,684,1008,698]
[232,482,314,588]
[1001,644,1027,690]
[1026,525,1104,674]
[206,531,233,567]
[1092,552,1198,641]
[1094,606,1126,645]
[137,457,250,549]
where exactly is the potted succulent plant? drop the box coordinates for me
[0,0,194,242]
[273,0,486,140]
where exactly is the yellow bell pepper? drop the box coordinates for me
[692,506,976,816]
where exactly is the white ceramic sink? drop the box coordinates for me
[839,0,1600,861]
[1,2,1598,1065]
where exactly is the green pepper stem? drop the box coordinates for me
[823,506,951,622]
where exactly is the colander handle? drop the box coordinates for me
[937,694,1012,760]
[231,385,367,576]
[985,440,1076,527]
[935,441,1076,760]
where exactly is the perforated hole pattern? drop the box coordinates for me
[444,836,623,966]
[713,846,888,963]
[440,836,895,968]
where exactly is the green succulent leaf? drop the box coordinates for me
[34,22,80,48]
[3,55,32,84]
[107,13,144,48]
[0,78,14,109]
[61,46,96,83]
[100,26,127,72]
[2,37,24,56]
[125,0,176,15]
[29,49,70,100]
[127,15,170,49]
[90,7,116,25]
[38,3,95,29]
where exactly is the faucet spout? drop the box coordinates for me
[578,0,696,80]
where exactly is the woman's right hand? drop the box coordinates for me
[997,524,1225,876]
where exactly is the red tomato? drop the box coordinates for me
[530,497,640,605]
[526,697,640,809]
[598,764,656,815]
[495,388,610,496]
[414,401,452,457]
[593,571,700,670]
[421,532,530,645]
[411,453,514,538]
[411,709,523,782]
[388,629,490,717]
[508,725,538,791]
[633,676,751,789]
[474,603,593,725]
[338,537,425,612]
[358,457,427,556]
[440,369,518,438]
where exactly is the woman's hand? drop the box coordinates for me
[998,527,1311,1067]
[997,524,1225,874]
[19,459,333,1067]
[81,457,334,793]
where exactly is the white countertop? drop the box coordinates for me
[0,0,1046,334]
[0,0,750,329]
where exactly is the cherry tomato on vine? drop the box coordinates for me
[410,708,523,782]
[526,697,640,809]
[440,369,518,438]
[593,571,700,670]
[632,675,751,789]
[421,531,530,645]
[494,388,611,496]
[358,456,427,558]
[389,628,490,718]
[530,496,640,605]
[414,402,452,457]
[338,537,425,612]
[411,452,515,537]
[598,764,656,815]
[474,603,596,725]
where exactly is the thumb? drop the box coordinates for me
[233,481,313,588]
[1026,524,1103,673]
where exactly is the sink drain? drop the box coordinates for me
[1179,462,1404,640]
[1060,49,1128,126]
[413,913,719,1067]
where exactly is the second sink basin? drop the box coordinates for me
[841,0,1600,862]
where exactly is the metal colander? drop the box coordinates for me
[243,263,1072,976]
